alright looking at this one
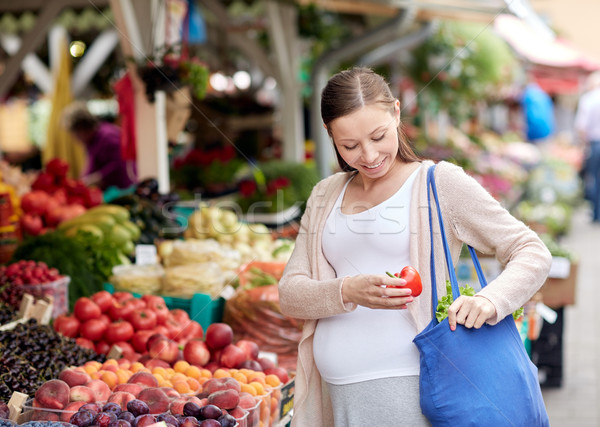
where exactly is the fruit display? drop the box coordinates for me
[20,158,103,237]
[0,260,67,318]
[57,204,141,259]
[182,206,294,263]
[0,319,106,404]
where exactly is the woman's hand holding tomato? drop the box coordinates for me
[342,274,414,309]
[386,266,423,296]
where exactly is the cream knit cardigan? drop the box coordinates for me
[278,160,552,426]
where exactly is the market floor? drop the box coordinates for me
[541,205,600,426]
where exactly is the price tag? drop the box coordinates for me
[136,245,158,265]
[548,256,571,279]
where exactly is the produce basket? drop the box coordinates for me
[0,276,69,320]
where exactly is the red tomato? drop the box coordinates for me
[80,318,108,342]
[73,297,102,321]
[153,325,170,338]
[129,308,158,331]
[75,337,95,351]
[105,320,135,343]
[131,329,156,353]
[164,318,182,341]
[127,298,146,310]
[95,340,111,355]
[181,320,203,340]
[168,308,189,324]
[146,299,169,325]
[97,313,111,327]
[108,300,135,321]
[389,266,423,296]
[141,294,166,307]
[91,291,115,313]
[112,291,134,303]
[53,314,80,338]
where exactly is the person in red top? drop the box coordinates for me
[62,102,137,190]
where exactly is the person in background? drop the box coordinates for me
[522,81,555,144]
[62,102,137,190]
[277,67,552,426]
[574,71,600,223]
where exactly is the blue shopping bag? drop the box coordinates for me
[413,165,549,426]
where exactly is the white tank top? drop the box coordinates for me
[314,166,421,385]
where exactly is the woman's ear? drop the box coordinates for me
[323,123,327,130]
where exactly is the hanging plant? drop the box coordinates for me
[134,44,209,102]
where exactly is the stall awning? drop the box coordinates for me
[494,13,600,71]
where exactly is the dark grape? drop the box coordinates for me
[70,409,96,427]
[117,412,135,424]
[199,405,222,420]
[102,403,122,416]
[217,413,236,427]
[94,412,117,427]
[182,402,201,419]
[126,400,149,418]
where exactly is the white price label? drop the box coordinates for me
[135,244,158,265]
[548,256,571,279]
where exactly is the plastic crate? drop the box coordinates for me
[103,282,224,331]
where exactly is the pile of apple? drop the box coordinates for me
[20,158,103,237]
[53,291,204,359]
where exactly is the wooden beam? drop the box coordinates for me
[296,0,398,16]
[0,0,67,99]
[0,0,109,13]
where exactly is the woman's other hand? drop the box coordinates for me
[342,274,414,309]
[447,295,497,331]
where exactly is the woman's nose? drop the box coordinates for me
[361,143,378,163]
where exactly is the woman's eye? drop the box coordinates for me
[372,133,385,142]
[344,145,357,150]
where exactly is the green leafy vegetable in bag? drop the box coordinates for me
[435,281,523,322]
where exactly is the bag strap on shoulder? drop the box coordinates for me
[427,164,488,320]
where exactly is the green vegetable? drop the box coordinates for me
[435,281,523,322]
[245,267,278,289]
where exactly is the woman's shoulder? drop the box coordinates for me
[311,171,353,196]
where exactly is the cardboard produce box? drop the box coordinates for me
[539,257,578,308]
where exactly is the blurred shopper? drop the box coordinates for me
[575,71,600,222]
[62,102,137,190]
[522,81,555,144]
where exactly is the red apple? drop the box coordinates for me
[220,344,247,369]
[236,340,260,360]
[148,337,180,364]
[183,339,211,366]
[205,323,233,350]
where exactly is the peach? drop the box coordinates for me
[59,367,92,387]
[148,337,180,364]
[113,383,143,397]
[34,379,70,410]
[228,406,246,420]
[127,371,159,388]
[237,392,257,410]
[137,387,170,414]
[207,389,240,410]
[107,391,137,411]
[168,397,188,415]
[143,358,171,371]
[220,344,247,369]
[203,377,241,395]
[33,410,60,422]
[134,413,157,427]
[60,401,86,422]
[85,379,112,402]
[69,385,96,403]
[160,387,180,399]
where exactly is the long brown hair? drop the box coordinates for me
[321,67,420,171]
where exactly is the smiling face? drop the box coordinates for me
[328,102,400,180]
